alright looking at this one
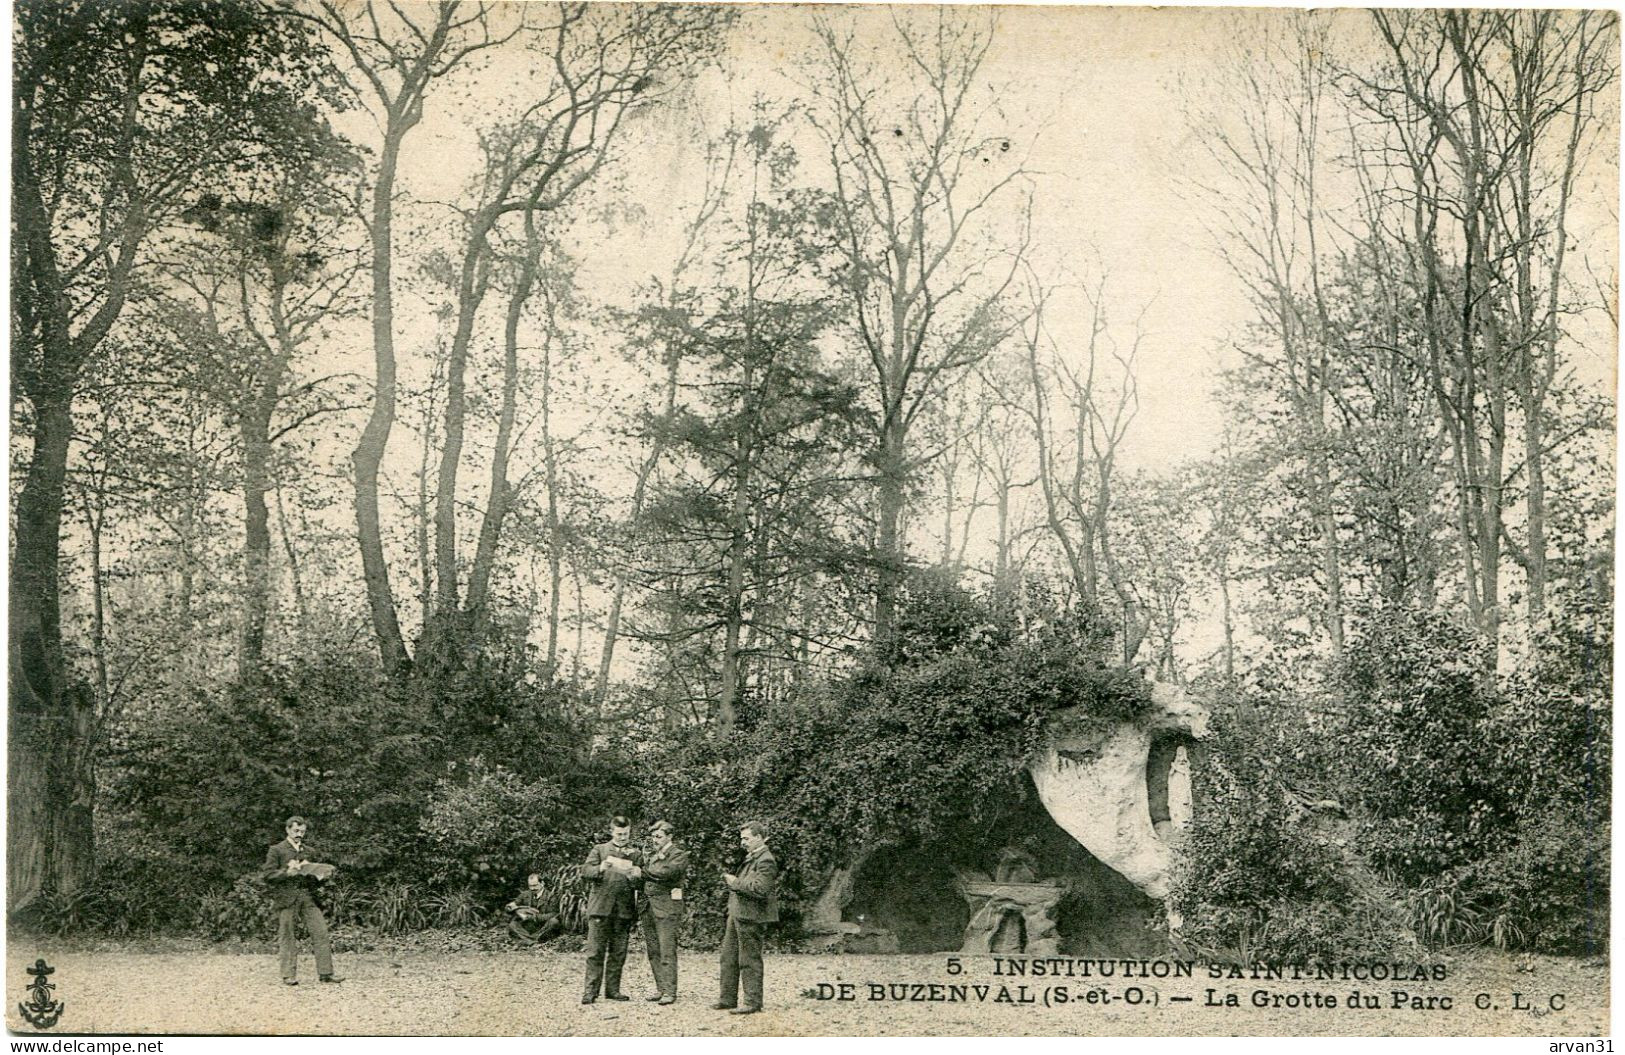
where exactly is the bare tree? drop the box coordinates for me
[1019,268,1148,662]
[807,9,1032,638]
[1186,12,1350,658]
[290,0,513,677]
[1362,9,1615,651]
[415,3,728,674]
[966,355,1037,595]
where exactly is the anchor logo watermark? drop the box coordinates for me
[19,958,64,1029]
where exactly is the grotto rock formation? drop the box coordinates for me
[1028,680,1210,899]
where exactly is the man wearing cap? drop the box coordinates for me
[262,815,343,985]
[580,815,643,1004]
[714,819,777,1015]
[638,820,690,1005]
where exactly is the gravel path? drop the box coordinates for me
[5,944,1607,1037]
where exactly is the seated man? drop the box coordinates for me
[507,873,563,944]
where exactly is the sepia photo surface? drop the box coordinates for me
[7,0,1617,1041]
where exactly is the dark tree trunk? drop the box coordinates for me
[873,421,907,640]
[354,128,411,678]
[8,11,152,909]
[9,391,90,909]
[239,397,275,675]
[466,217,539,625]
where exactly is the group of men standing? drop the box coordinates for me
[265,813,779,1015]
[580,816,778,1015]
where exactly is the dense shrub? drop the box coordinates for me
[1174,598,1611,960]
[419,758,570,899]
[1169,703,1416,963]
[1337,613,1509,882]
[95,644,635,939]
[80,575,1608,961]
[196,873,279,941]
[1470,595,1611,954]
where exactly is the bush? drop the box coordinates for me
[1337,612,1508,882]
[97,645,638,938]
[29,888,107,938]
[1170,703,1416,963]
[535,863,590,934]
[419,757,569,899]
[1467,810,1608,954]
[23,848,179,938]
[196,873,278,941]
[1175,598,1611,960]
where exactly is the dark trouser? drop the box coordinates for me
[277,901,333,981]
[718,915,765,1009]
[512,913,564,944]
[583,915,633,998]
[640,909,681,997]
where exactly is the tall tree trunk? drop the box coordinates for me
[594,361,677,704]
[1025,341,1091,602]
[431,214,498,644]
[718,368,754,733]
[9,392,83,909]
[542,339,564,677]
[873,439,905,638]
[415,355,441,634]
[82,492,111,709]
[354,126,411,676]
[1514,23,1590,622]
[239,398,275,676]
[9,16,152,908]
[1456,32,1506,658]
[994,473,1011,594]
[274,483,310,633]
[570,561,587,684]
[466,216,541,624]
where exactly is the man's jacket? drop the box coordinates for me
[262,839,330,910]
[727,845,779,923]
[580,841,643,919]
[639,842,690,919]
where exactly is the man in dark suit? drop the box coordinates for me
[507,873,564,945]
[580,815,642,1004]
[262,815,343,985]
[714,819,777,1015]
[638,820,689,1005]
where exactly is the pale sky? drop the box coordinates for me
[386,5,1266,470]
[386,4,1617,480]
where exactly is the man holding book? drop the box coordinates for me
[580,815,643,1004]
[262,815,343,986]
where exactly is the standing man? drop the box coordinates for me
[638,820,689,1005]
[262,815,343,986]
[714,819,777,1015]
[580,815,642,1004]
